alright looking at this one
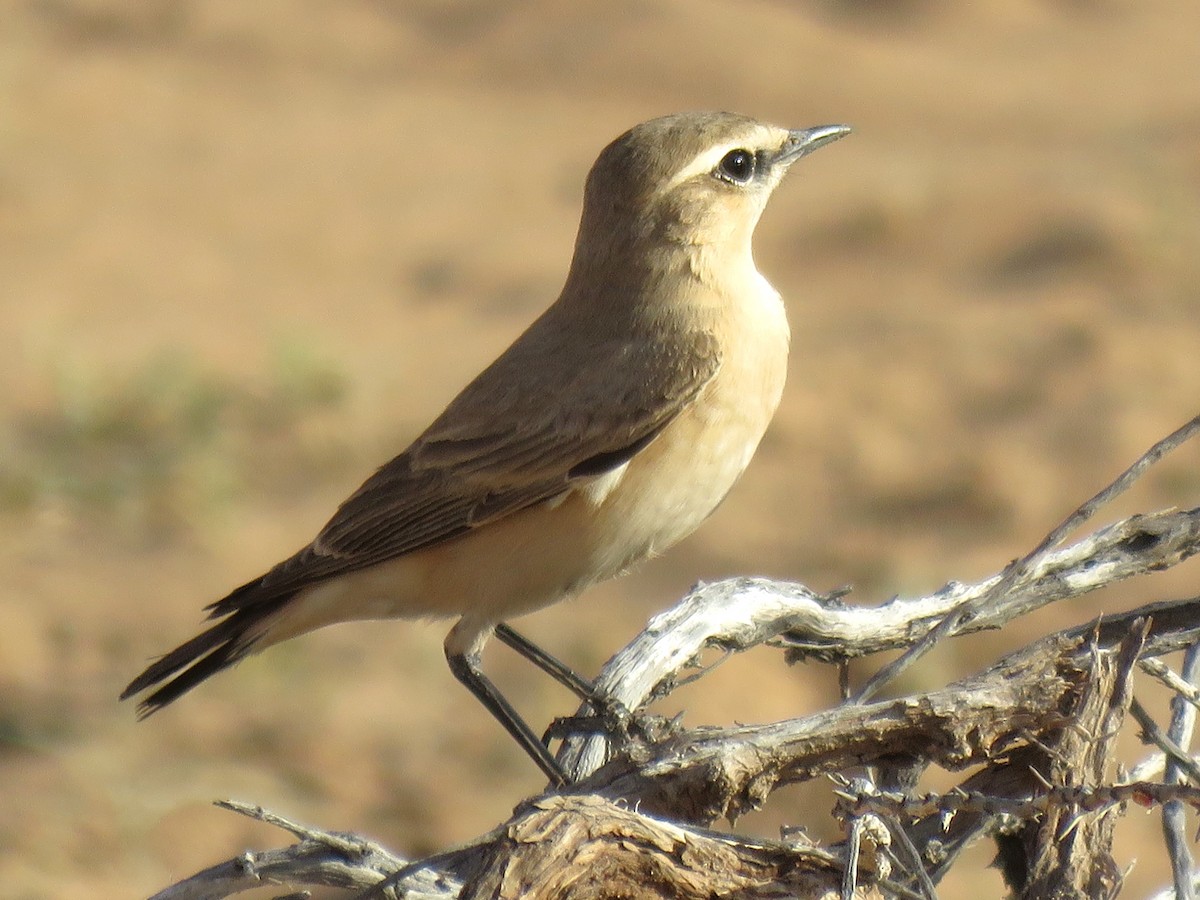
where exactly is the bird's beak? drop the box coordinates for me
[775,124,852,166]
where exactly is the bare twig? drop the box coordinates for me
[1141,657,1200,712]
[877,817,938,900]
[834,779,1200,824]
[1131,699,1200,785]
[853,414,1200,703]
[146,802,454,900]
[1163,645,1200,900]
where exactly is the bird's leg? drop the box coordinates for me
[495,622,649,748]
[444,622,567,786]
[444,648,567,786]
[493,622,598,701]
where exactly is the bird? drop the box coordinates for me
[122,111,850,785]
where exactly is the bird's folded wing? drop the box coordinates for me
[206,330,720,614]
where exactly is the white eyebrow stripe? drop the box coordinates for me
[659,141,748,194]
[655,124,783,196]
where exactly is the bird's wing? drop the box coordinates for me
[207,325,720,614]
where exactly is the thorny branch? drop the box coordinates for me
[146,416,1200,900]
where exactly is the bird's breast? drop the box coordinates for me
[582,279,790,572]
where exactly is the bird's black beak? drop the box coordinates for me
[775,124,852,166]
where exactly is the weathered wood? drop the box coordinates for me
[141,419,1200,900]
[1014,620,1144,900]
[559,507,1200,779]
[461,795,877,900]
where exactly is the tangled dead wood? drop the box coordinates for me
[148,416,1200,900]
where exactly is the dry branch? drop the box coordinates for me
[144,417,1200,899]
[459,795,876,900]
[1162,645,1200,900]
[1013,619,1144,899]
[558,505,1200,779]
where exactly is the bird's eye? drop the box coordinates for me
[717,149,756,184]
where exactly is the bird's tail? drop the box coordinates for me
[120,605,275,717]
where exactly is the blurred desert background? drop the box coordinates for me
[2,1,1199,896]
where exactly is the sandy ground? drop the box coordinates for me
[2,1,1199,896]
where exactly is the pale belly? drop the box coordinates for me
[581,374,781,576]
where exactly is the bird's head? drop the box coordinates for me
[571,112,850,281]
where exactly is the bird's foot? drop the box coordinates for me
[542,697,673,751]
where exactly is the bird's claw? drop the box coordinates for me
[542,695,670,751]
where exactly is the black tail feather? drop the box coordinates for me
[121,611,267,715]
[133,640,247,717]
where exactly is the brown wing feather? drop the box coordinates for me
[126,314,720,710]
[206,322,721,616]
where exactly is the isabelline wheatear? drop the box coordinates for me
[123,112,850,784]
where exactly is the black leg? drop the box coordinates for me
[445,646,568,787]
[495,621,644,751]
[494,623,597,701]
